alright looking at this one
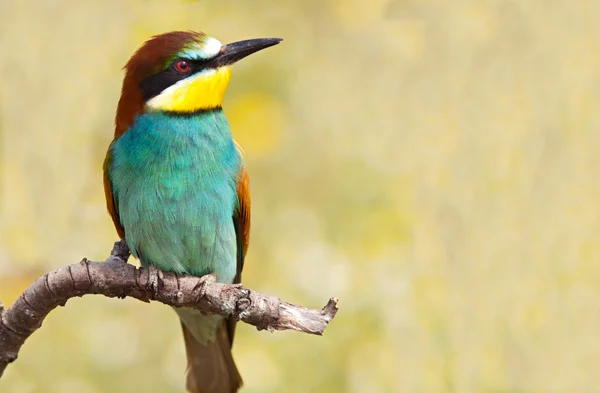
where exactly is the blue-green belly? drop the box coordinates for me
[108,110,241,284]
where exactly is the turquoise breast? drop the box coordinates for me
[109,109,241,283]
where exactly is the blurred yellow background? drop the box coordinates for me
[1,0,600,392]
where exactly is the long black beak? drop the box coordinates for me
[208,38,282,68]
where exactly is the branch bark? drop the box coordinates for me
[0,241,339,378]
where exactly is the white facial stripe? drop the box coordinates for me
[203,37,223,58]
[179,37,223,60]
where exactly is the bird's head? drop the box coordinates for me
[115,31,281,137]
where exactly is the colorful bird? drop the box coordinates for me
[103,31,281,393]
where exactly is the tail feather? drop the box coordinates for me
[181,322,243,393]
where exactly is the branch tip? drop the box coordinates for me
[322,297,339,319]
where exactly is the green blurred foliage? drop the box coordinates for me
[1,0,600,392]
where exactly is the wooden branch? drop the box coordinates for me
[0,241,339,378]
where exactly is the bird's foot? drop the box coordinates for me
[108,240,130,264]
[193,273,216,299]
[146,265,163,298]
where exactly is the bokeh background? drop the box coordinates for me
[1,0,600,392]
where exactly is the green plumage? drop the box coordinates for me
[108,109,241,283]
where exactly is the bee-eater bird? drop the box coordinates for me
[103,31,281,393]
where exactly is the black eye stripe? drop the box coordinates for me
[171,58,208,72]
[139,58,210,102]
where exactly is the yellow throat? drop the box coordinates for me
[146,66,232,112]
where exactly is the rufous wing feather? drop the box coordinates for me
[234,166,251,282]
[227,166,251,344]
[103,143,125,238]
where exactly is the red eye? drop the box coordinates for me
[175,60,191,72]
